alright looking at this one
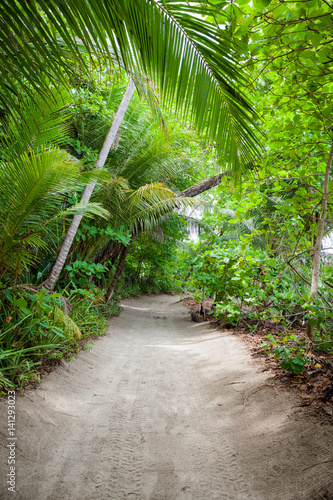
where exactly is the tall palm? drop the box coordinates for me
[65,105,199,297]
[1,0,260,163]
[75,105,200,266]
[43,80,136,291]
[2,1,261,290]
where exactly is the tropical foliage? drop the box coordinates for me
[0,0,260,168]
[1,0,333,392]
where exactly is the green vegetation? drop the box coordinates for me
[0,0,333,391]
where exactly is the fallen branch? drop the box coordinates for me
[301,458,333,472]
[226,381,246,385]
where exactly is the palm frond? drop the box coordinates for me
[0,146,108,276]
[128,184,200,233]
[106,103,195,188]
[0,148,83,232]
[0,0,261,172]
[62,203,109,220]
[1,88,72,160]
[51,305,82,339]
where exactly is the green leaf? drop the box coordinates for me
[280,97,289,104]
[253,0,272,8]
[311,33,322,49]
[15,298,28,309]
[291,357,305,366]
[304,0,317,8]
[5,289,13,303]
[318,46,332,59]
[20,307,32,315]
[300,50,315,59]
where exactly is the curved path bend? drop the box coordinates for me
[1,295,332,499]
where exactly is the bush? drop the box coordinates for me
[0,289,78,393]
[0,287,120,394]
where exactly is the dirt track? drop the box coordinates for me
[1,294,333,499]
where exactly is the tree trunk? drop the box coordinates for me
[135,260,142,279]
[106,244,130,301]
[95,241,124,266]
[98,171,230,295]
[177,173,227,198]
[306,140,333,350]
[43,79,136,292]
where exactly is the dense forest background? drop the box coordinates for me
[1,0,333,393]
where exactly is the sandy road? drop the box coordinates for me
[1,294,333,499]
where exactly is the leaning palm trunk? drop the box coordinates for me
[104,172,228,301]
[306,141,333,351]
[97,172,228,266]
[44,79,135,292]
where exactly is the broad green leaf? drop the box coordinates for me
[15,298,28,309]
[253,0,272,9]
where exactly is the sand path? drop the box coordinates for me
[1,294,333,499]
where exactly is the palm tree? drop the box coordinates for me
[72,101,198,260]
[0,90,108,279]
[43,79,136,291]
[58,103,199,297]
[1,1,261,290]
[1,1,260,161]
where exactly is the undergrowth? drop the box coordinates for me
[0,288,120,396]
[115,275,183,299]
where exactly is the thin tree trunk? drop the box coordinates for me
[94,240,123,266]
[306,140,333,349]
[135,260,142,279]
[184,266,193,282]
[106,244,130,301]
[43,79,136,292]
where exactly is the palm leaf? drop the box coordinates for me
[0,0,261,173]
[0,147,108,276]
[51,305,82,339]
[1,88,72,160]
[126,182,200,232]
